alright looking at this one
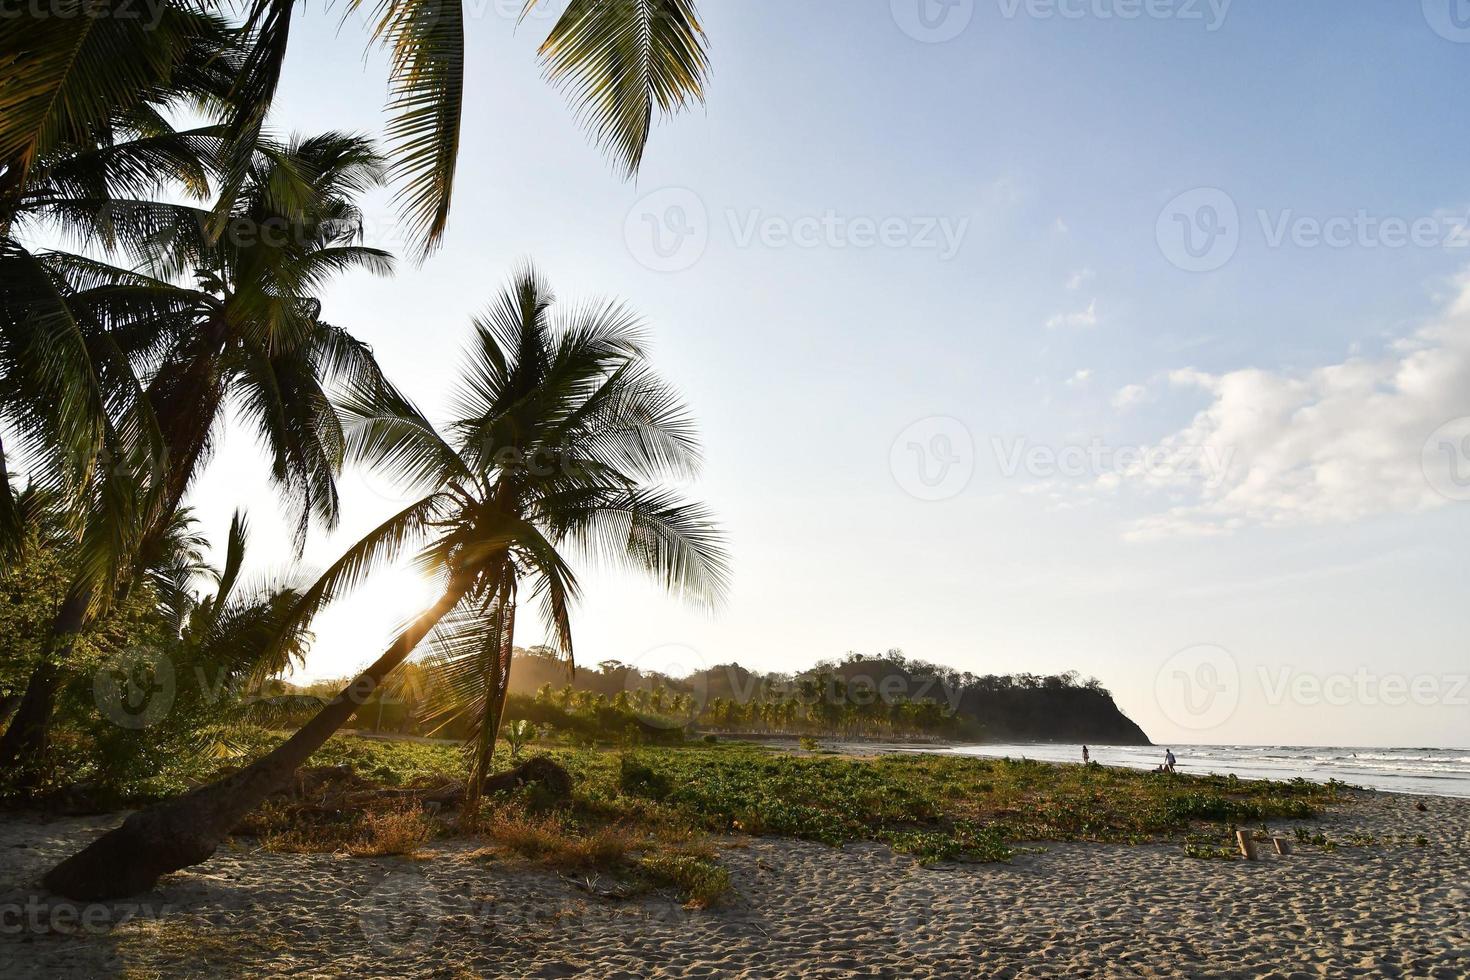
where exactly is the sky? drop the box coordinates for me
[180,0,1470,748]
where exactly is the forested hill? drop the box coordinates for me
[503,649,1152,745]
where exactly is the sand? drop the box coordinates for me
[2,789,1467,978]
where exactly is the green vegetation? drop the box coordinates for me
[124,732,1343,904]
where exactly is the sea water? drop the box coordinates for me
[931,743,1470,798]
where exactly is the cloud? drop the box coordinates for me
[1066,267,1095,291]
[1113,272,1470,540]
[1112,383,1148,410]
[1066,368,1092,388]
[1046,299,1098,330]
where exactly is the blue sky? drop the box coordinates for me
[185,1,1470,747]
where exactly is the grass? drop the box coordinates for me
[206,732,1347,902]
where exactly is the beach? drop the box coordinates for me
[3,787,1467,979]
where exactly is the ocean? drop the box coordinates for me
[929,743,1470,798]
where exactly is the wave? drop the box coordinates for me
[940,743,1470,798]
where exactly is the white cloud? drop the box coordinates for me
[1113,273,1470,540]
[1112,383,1148,410]
[1046,299,1098,330]
[1066,368,1092,387]
[1066,267,1095,291]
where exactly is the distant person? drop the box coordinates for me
[1082,745,1090,765]
[1164,748,1177,773]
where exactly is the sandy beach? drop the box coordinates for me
[2,788,1466,979]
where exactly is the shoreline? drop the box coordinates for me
[3,787,1466,978]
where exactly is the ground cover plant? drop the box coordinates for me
[91,732,1347,903]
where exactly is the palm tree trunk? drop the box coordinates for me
[43,575,471,900]
[0,589,90,776]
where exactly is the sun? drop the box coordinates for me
[287,563,445,683]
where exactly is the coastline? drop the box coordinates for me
[3,787,1466,978]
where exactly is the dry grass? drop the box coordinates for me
[349,805,434,857]
[251,800,434,856]
[476,806,637,869]
[471,807,730,907]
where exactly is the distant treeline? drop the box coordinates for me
[303,648,1150,746]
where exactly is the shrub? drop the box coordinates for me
[352,806,434,856]
[477,808,636,869]
[638,853,731,908]
[619,755,672,800]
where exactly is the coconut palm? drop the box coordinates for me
[0,0,240,229]
[0,132,394,771]
[1,6,243,561]
[213,0,710,256]
[44,263,729,899]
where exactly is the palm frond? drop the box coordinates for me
[353,0,464,257]
[526,0,709,177]
[339,373,477,495]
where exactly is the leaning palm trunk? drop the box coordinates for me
[46,266,730,900]
[43,577,469,900]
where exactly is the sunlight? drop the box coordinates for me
[289,564,444,683]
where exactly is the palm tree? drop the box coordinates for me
[0,1,240,229]
[0,133,394,771]
[214,0,711,256]
[44,263,728,899]
[1,7,243,565]
[5,0,712,257]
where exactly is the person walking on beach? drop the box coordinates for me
[1164,748,1177,773]
[1082,745,1090,765]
